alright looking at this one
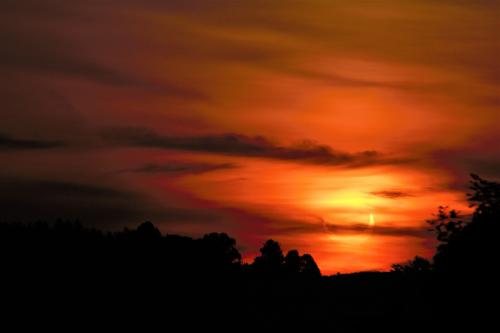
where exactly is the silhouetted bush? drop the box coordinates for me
[391,256,432,274]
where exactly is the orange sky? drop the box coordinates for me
[1,0,499,273]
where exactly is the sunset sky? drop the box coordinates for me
[1,0,499,273]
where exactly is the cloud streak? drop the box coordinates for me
[277,218,430,239]
[325,223,429,239]
[370,190,414,199]
[122,161,238,176]
[0,133,64,150]
[102,127,407,167]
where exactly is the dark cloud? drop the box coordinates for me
[0,74,89,140]
[0,16,207,100]
[123,161,238,176]
[0,26,138,86]
[0,45,206,98]
[370,190,414,199]
[426,138,500,188]
[0,178,140,224]
[0,178,219,228]
[5,179,130,198]
[0,133,64,150]
[0,2,169,74]
[101,127,407,167]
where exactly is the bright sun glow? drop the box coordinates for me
[369,213,375,226]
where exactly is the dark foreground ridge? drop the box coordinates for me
[1,174,499,331]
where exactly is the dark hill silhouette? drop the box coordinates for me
[1,174,499,330]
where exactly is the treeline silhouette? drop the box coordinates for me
[1,220,320,280]
[1,174,499,330]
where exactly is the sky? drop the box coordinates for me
[1,0,499,274]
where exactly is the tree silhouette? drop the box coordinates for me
[135,221,162,240]
[252,242,321,279]
[423,174,500,326]
[429,174,500,274]
[199,232,241,274]
[300,253,321,278]
[253,239,284,276]
[284,249,301,276]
